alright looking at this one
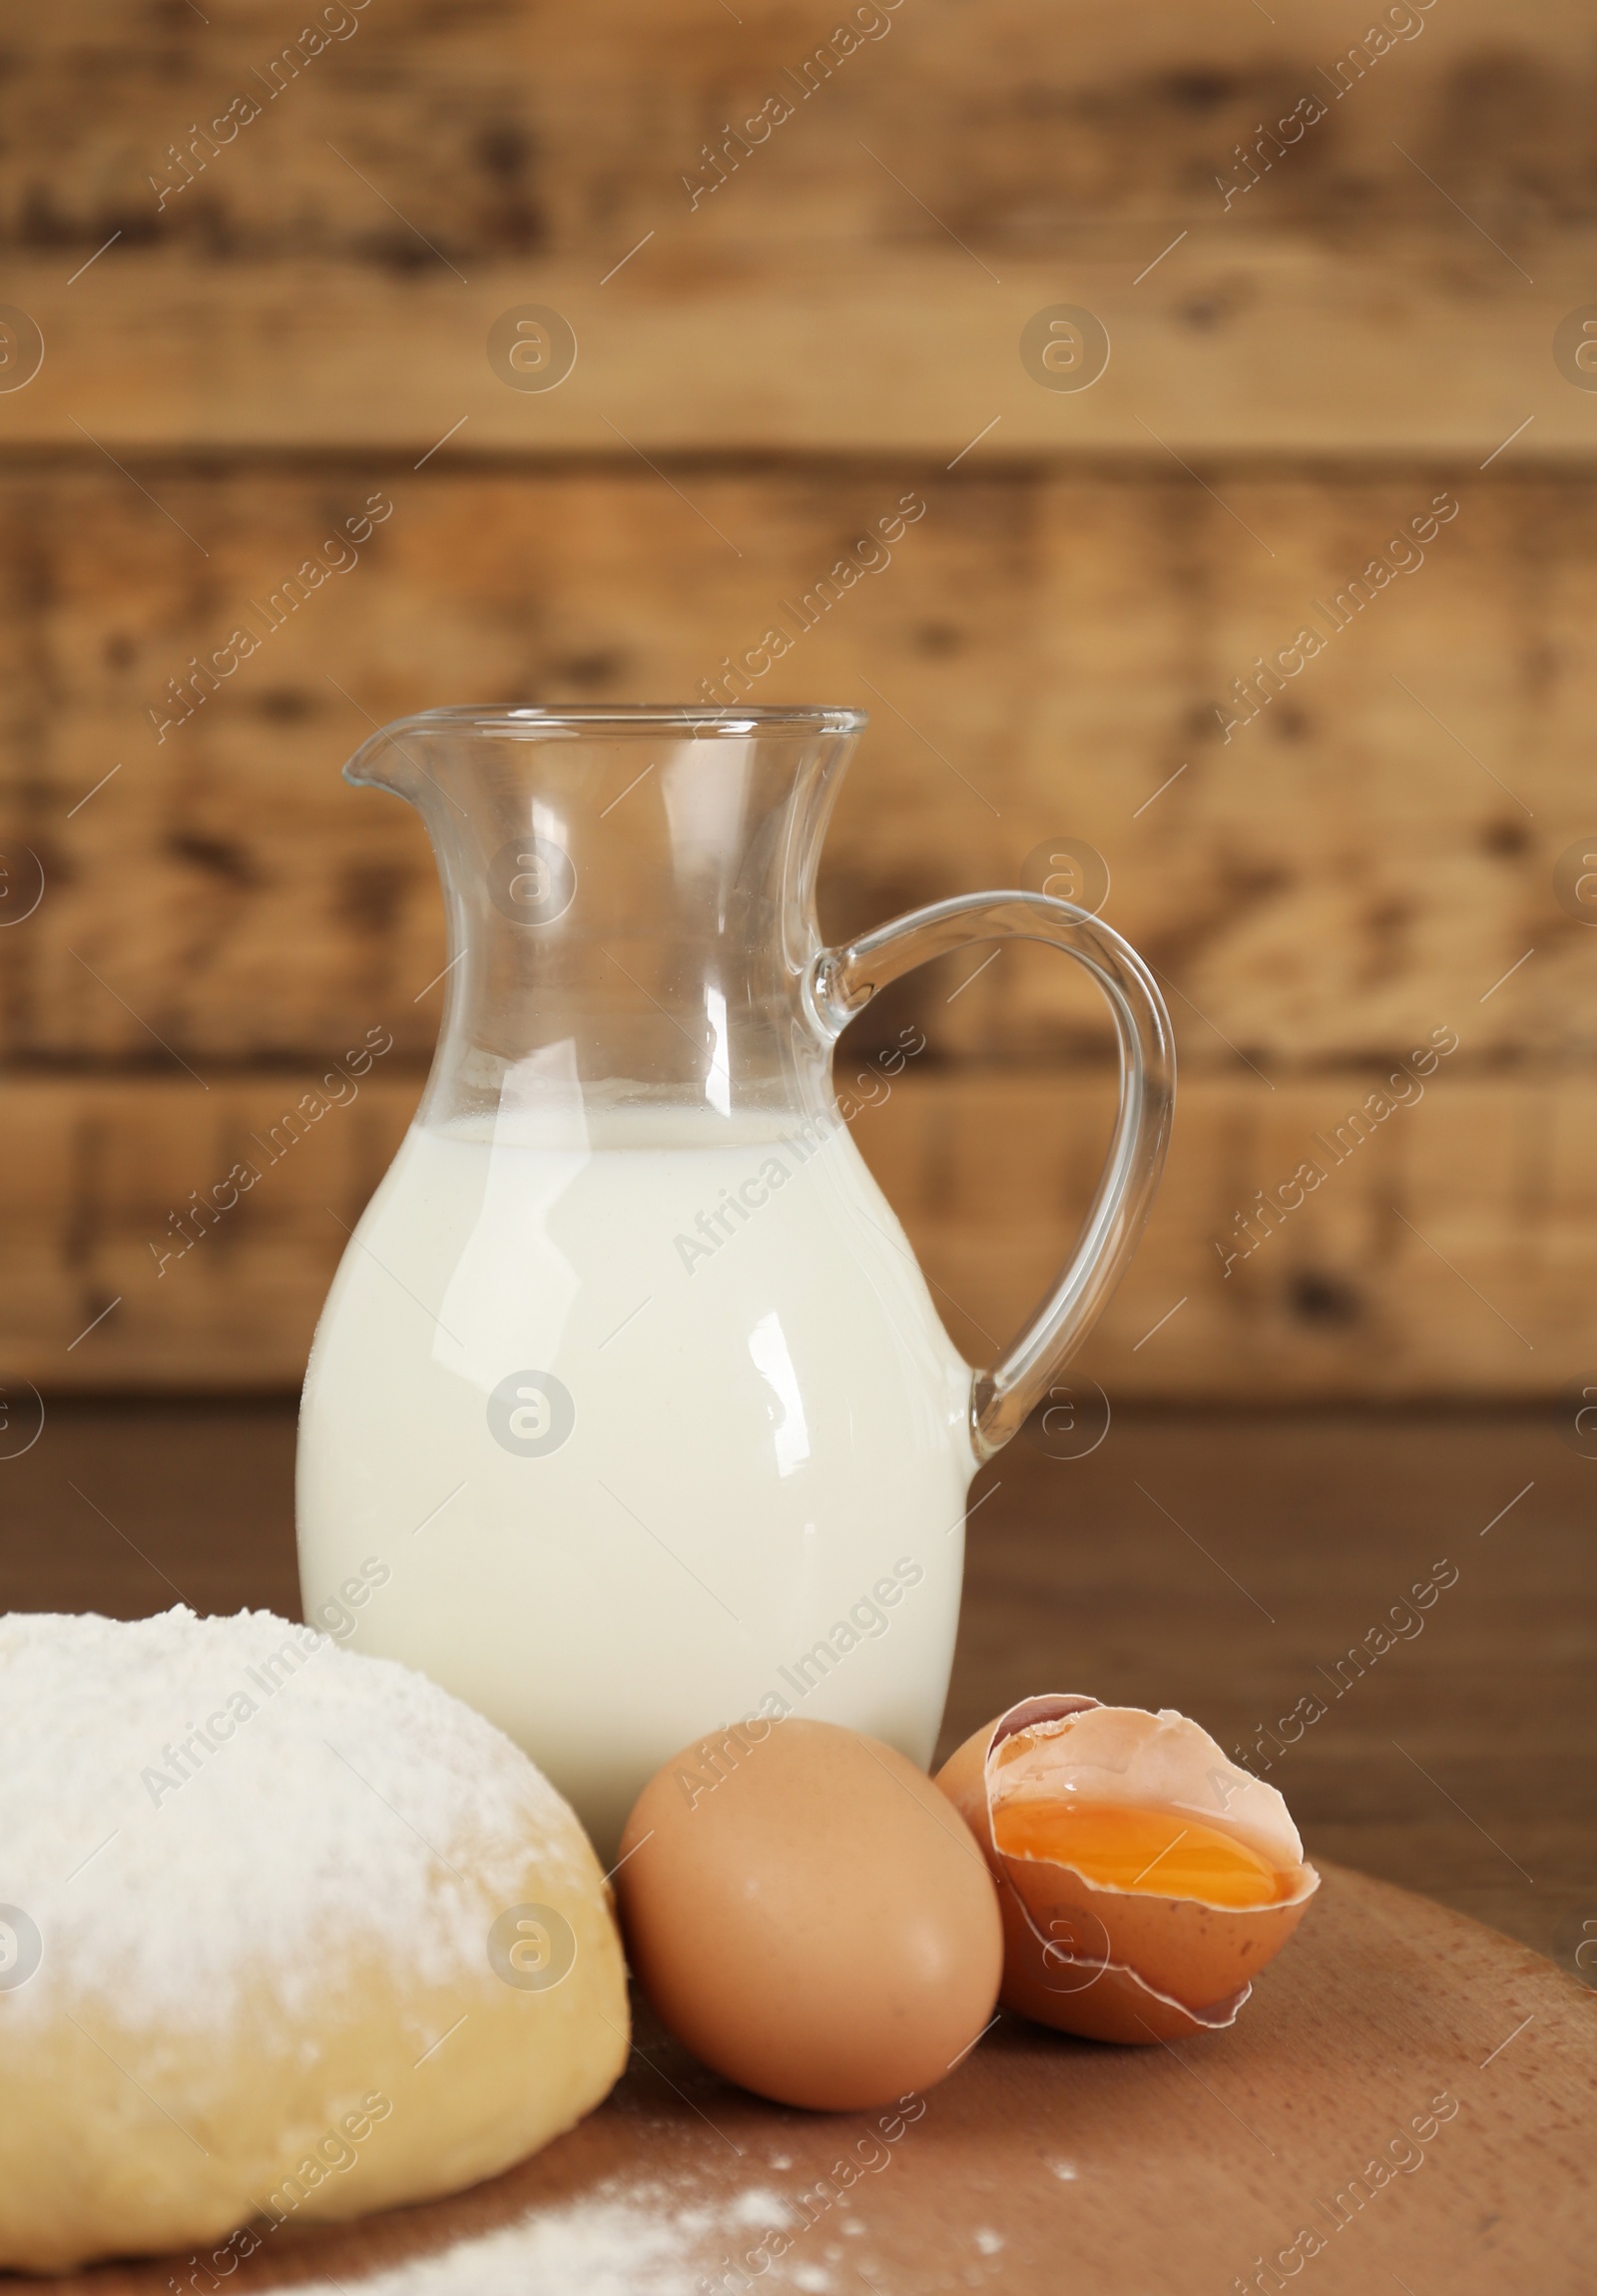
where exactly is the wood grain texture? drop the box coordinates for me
[5,239,1595,456]
[2,1,1594,452]
[0,463,1588,1067]
[14,0,1597,264]
[6,1067,1589,1396]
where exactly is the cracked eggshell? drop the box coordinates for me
[935,1695,1320,2045]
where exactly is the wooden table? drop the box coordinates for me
[6,1405,1595,2289]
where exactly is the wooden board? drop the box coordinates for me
[7,240,1597,457]
[36,1866,1597,2294]
[4,1,1596,453]
[4,1068,1593,1398]
[0,463,1590,1069]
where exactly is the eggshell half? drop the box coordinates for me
[936,1694,1320,2044]
[618,1716,1003,2109]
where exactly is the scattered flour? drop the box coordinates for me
[296,2192,725,2295]
[291,2182,818,2296]
[304,2183,1013,2296]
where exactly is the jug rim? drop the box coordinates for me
[361,704,868,741]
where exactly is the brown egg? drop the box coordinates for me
[937,1695,1320,2045]
[615,1717,1003,2110]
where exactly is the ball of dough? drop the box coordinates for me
[0,1606,628,2272]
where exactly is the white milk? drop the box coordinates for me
[297,1108,975,1854]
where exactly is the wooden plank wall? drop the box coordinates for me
[1,0,1594,1396]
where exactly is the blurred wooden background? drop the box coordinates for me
[2,0,1595,1397]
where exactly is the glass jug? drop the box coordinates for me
[296,706,1174,1854]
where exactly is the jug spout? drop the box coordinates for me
[342,706,865,1136]
[342,719,494,813]
[343,723,422,800]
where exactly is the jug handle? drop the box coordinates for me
[808,891,1175,1462]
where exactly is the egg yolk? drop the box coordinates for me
[992,1799,1295,1908]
